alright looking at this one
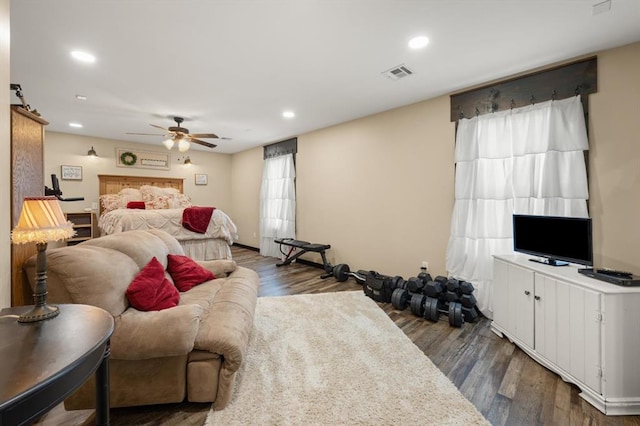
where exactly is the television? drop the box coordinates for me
[512,214,593,267]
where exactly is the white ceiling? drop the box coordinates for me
[10,1,640,154]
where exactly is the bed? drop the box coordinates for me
[97,174,237,260]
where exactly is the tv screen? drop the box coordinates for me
[512,214,593,266]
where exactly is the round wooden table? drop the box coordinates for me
[0,304,114,425]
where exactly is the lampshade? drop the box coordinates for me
[87,146,98,157]
[184,157,192,165]
[11,197,76,244]
[178,139,191,153]
[163,138,175,150]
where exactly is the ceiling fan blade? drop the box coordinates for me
[150,124,171,132]
[189,138,217,148]
[126,132,166,136]
[189,133,219,139]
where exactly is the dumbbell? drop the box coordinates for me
[424,280,444,299]
[406,276,426,294]
[332,264,368,283]
[457,280,477,308]
[423,296,464,327]
[417,271,432,284]
[462,305,480,323]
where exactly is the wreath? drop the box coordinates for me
[120,151,137,166]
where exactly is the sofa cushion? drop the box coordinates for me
[126,257,179,311]
[168,254,215,292]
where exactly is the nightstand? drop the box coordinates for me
[65,212,96,245]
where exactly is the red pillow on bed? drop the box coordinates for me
[126,201,146,209]
[126,257,179,311]
[167,254,216,292]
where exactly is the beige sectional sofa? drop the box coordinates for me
[24,229,259,411]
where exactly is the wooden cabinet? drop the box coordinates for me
[11,106,48,306]
[65,212,96,245]
[492,255,640,415]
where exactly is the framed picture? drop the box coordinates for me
[195,173,208,185]
[61,165,83,181]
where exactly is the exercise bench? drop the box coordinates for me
[274,238,333,277]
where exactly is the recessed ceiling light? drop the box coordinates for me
[70,50,96,63]
[69,122,83,128]
[282,111,295,119]
[408,36,429,49]
[75,94,87,100]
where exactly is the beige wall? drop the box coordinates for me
[588,42,640,272]
[230,147,263,245]
[0,0,9,308]
[231,95,456,278]
[44,132,233,214]
[231,41,640,279]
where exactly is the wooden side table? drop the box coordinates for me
[0,304,114,425]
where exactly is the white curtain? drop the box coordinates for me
[260,153,296,258]
[446,95,589,319]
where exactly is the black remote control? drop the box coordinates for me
[596,268,633,278]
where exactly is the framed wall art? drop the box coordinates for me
[61,165,83,180]
[116,147,170,170]
[195,173,208,185]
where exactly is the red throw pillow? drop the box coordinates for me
[126,201,146,209]
[167,254,215,292]
[126,257,179,311]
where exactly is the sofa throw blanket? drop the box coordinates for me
[182,206,216,234]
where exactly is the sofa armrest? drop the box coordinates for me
[194,267,259,370]
[110,304,203,360]
[197,259,237,278]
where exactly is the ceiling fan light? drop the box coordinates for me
[163,138,175,150]
[178,139,190,152]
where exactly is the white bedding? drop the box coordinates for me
[98,208,238,245]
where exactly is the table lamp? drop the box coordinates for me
[11,196,76,322]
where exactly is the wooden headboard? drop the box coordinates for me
[98,174,185,214]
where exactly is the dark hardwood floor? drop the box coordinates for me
[37,246,640,425]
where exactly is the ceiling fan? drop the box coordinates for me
[126,116,221,152]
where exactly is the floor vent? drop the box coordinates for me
[382,64,414,81]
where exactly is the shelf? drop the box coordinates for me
[65,212,96,246]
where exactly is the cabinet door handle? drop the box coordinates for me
[534,295,541,301]
[524,290,531,296]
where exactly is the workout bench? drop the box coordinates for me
[274,238,333,277]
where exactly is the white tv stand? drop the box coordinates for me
[492,254,640,415]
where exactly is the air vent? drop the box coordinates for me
[382,64,414,81]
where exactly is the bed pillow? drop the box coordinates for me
[126,257,179,311]
[140,185,170,209]
[126,201,146,209]
[167,254,216,292]
[167,193,192,209]
[119,188,143,204]
[100,194,125,214]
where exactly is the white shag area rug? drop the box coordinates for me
[205,291,489,425]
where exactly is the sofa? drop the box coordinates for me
[23,229,259,411]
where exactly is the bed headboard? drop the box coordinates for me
[98,174,185,215]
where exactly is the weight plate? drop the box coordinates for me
[390,276,404,291]
[424,297,439,322]
[391,288,409,311]
[449,302,464,328]
[410,294,426,317]
[333,264,351,282]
